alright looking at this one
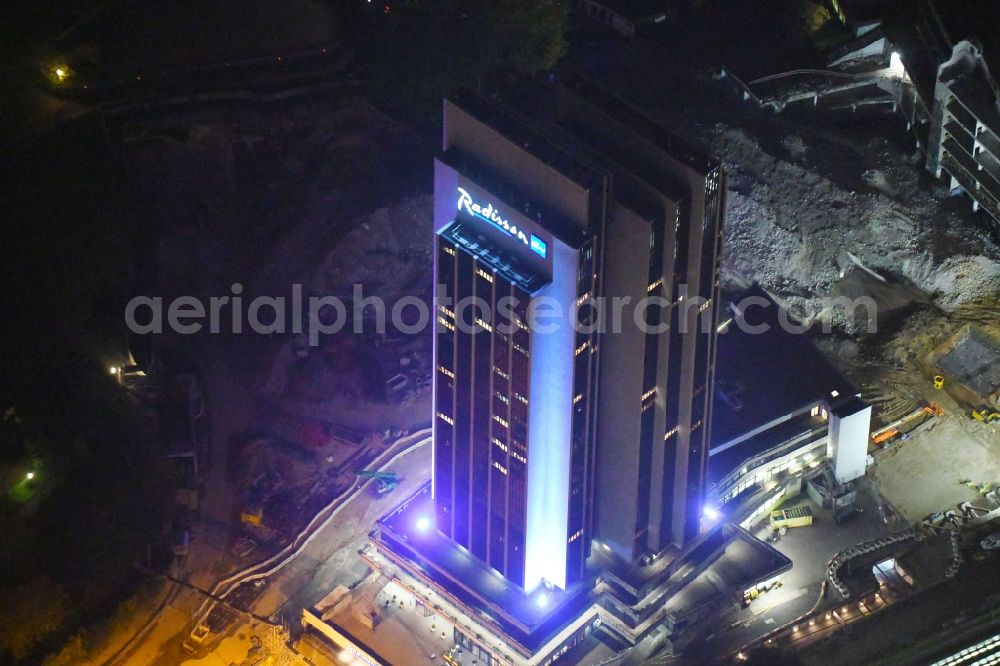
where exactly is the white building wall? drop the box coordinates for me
[828,405,872,483]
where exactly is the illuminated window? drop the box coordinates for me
[573,393,584,405]
[476,268,494,283]
[437,316,455,332]
[495,393,509,405]
[475,317,493,332]
[575,292,592,308]
[438,305,455,319]
[437,412,454,426]
[513,392,528,405]
[511,451,526,464]
[492,438,508,453]
[664,426,679,441]
[575,340,591,356]
[493,414,509,428]
[641,387,656,401]
[647,278,663,293]
[443,246,456,257]
[493,461,508,475]
[568,529,583,543]
[438,365,455,379]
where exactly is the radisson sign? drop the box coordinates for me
[457,187,547,258]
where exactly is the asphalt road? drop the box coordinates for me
[166,438,433,666]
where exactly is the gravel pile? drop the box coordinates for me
[713,126,1000,323]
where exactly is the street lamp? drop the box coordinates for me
[26,472,35,481]
[50,64,72,84]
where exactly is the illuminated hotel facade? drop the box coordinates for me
[431,78,726,593]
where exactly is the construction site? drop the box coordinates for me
[32,2,997,665]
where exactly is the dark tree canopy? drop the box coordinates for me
[351,0,569,117]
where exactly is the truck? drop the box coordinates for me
[770,505,813,534]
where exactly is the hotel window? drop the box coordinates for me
[493,414,509,428]
[475,317,493,333]
[438,365,455,379]
[647,278,663,293]
[476,268,494,283]
[437,412,454,426]
[573,393,584,405]
[568,529,583,543]
[664,426,679,441]
[437,316,455,332]
[575,340,591,357]
[493,461,508,475]
[443,246,456,257]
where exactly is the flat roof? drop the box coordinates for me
[708,412,828,486]
[711,285,861,449]
[663,527,791,622]
[446,92,606,194]
[374,487,596,652]
[560,76,716,175]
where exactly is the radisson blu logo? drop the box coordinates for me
[457,187,547,258]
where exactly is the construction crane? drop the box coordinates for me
[871,402,944,446]
[358,470,399,495]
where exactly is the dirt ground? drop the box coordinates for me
[869,416,1000,522]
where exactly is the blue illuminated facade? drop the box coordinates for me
[428,81,724,598]
[432,158,595,592]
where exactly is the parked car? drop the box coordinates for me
[981,532,1000,551]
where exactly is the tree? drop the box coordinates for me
[0,578,69,660]
[348,0,570,119]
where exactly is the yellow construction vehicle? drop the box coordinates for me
[972,405,1000,423]
[934,375,945,389]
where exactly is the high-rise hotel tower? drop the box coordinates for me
[431,78,725,593]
